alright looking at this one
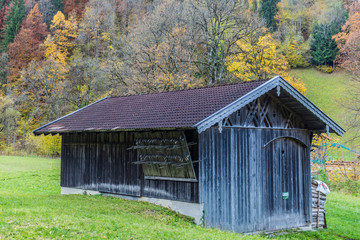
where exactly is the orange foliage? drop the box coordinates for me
[7,3,48,90]
[333,2,360,74]
[63,0,89,17]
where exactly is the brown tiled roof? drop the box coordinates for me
[34,80,268,134]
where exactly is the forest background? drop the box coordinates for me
[0,0,359,157]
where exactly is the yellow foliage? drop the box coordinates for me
[227,33,306,94]
[316,65,334,73]
[275,0,316,36]
[281,39,310,68]
[27,134,61,157]
[312,132,360,189]
[227,33,286,81]
[44,36,67,66]
[150,72,203,92]
[46,11,78,64]
[281,72,306,94]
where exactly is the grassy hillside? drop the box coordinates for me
[290,68,358,147]
[290,68,349,123]
[1,155,360,239]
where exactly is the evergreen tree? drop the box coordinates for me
[51,0,63,13]
[1,0,25,51]
[259,0,280,32]
[0,0,11,41]
[0,2,10,44]
[310,23,340,66]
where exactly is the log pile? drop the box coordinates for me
[312,179,327,228]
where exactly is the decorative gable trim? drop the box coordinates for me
[194,76,345,136]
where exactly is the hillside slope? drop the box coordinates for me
[290,68,357,147]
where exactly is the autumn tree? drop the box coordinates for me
[189,0,265,85]
[274,0,314,42]
[67,0,125,107]
[38,0,58,26]
[333,2,360,72]
[21,58,67,124]
[227,31,306,93]
[1,0,25,51]
[7,3,48,92]
[126,0,201,93]
[333,2,360,145]
[0,96,20,148]
[115,0,150,36]
[44,11,77,65]
[21,10,79,121]
[0,52,7,94]
[280,39,310,68]
[63,0,88,17]
[24,0,35,13]
[127,0,266,90]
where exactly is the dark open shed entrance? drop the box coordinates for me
[61,130,200,203]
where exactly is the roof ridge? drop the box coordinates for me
[110,79,270,99]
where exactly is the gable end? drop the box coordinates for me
[195,76,345,136]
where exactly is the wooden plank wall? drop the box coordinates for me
[199,127,312,233]
[61,132,142,196]
[61,131,199,202]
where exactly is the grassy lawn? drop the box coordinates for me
[1,155,359,239]
[290,68,360,147]
[290,68,350,124]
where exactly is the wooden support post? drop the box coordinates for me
[317,191,320,228]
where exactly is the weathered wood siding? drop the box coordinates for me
[61,131,199,202]
[61,132,142,196]
[199,127,312,233]
[143,179,199,202]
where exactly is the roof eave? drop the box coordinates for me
[34,126,197,135]
[32,96,110,135]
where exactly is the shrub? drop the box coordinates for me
[4,146,14,155]
[313,168,330,184]
[312,161,360,196]
[282,40,311,68]
[26,134,61,157]
[316,65,334,73]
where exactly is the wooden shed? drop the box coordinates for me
[34,76,344,233]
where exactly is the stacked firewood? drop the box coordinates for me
[311,179,327,228]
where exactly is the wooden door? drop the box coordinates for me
[264,137,307,230]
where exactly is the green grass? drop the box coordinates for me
[290,68,360,148]
[0,155,60,172]
[290,68,350,123]
[1,155,359,239]
[270,192,360,239]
